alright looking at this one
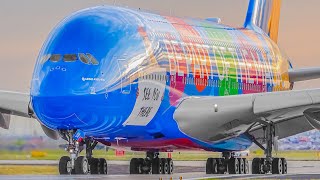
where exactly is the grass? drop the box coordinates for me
[0,165,58,175]
[1,149,320,161]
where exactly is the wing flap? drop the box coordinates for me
[253,89,320,114]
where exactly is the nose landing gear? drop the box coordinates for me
[58,130,107,175]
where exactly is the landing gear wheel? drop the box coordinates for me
[239,158,245,174]
[206,158,214,174]
[152,158,162,174]
[206,158,218,174]
[272,158,283,174]
[217,158,226,174]
[228,158,239,174]
[59,156,72,175]
[243,158,249,174]
[98,158,108,174]
[281,158,287,174]
[252,158,263,174]
[167,158,174,174]
[89,158,99,174]
[161,158,169,174]
[75,156,89,174]
[130,158,140,174]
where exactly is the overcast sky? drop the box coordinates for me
[0,0,319,92]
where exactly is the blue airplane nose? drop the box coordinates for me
[30,6,141,130]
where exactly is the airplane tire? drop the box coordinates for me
[98,158,108,174]
[130,158,139,174]
[137,158,144,174]
[152,158,162,174]
[161,158,169,174]
[228,158,239,174]
[74,156,89,174]
[59,156,72,175]
[206,158,214,174]
[217,158,226,174]
[243,158,249,174]
[272,158,283,174]
[167,158,174,174]
[281,158,287,174]
[211,158,218,174]
[239,158,245,174]
[89,158,99,174]
[252,158,262,174]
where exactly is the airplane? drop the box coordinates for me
[1,0,320,175]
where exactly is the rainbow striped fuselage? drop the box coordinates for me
[31,6,292,152]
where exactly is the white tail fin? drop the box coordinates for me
[244,0,282,43]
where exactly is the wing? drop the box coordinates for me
[0,90,59,139]
[173,89,320,143]
[0,91,30,129]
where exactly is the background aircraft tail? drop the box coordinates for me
[244,0,282,43]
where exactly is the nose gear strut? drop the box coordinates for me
[58,130,108,175]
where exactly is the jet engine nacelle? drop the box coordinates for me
[174,95,257,142]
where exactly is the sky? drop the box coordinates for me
[0,0,319,92]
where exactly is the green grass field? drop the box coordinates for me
[0,165,58,175]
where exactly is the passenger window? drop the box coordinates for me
[50,54,61,62]
[63,54,77,62]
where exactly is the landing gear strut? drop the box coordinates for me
[58,130,107,175]
[130,152,174,174]
[206,152,249,174]
[251,121,287,174]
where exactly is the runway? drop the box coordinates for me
[0,160,320,179]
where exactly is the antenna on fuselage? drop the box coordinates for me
[113,0,117,5]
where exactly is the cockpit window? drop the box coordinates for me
[50,54,61,62]
[63,54,77,62]
[78,53,89,64]
[86,53,99,65]
[40,54,51,64]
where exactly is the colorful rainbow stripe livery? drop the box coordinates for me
[29,4,294,152]
[4,0,320,175]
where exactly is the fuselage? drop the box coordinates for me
[30,6,292,152]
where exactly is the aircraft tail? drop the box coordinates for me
[244,0,282,43]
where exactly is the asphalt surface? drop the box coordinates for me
[0,160,320,179]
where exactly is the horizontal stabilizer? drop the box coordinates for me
[288,67,320,82]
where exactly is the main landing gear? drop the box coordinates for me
[206,152,249,174]
[130,152,174,174]
[206,121,288,175]
[58,130,108,175]
[251,121,287,174]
